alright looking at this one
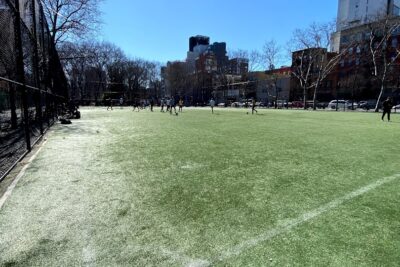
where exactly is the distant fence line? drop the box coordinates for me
[0,0,68,181]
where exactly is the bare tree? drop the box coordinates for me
[366,15,400,112]
[59,41,95,100]
[262,39,283,108]
[229,49,262,72]
[42,0,103,45]
[263,39,282,70]
[289,22,344,110]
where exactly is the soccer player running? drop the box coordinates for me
[166,98,170,113]
[178,98,184,113]
[209,98,216,114]
[251,98,258,114]
[382,97,393,121]
[170,97,177,115]
[107,98,113,111]
[150,98,155,112]
[160,98,165,112]
[133,99,140,112]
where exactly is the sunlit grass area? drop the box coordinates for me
[0,107,399,266]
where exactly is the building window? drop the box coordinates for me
[348,58,353,66]
[392,38,398,48]
[394,6,399,15]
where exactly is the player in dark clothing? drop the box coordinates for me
[160,99,165,112]
[251,99,258,114]
[133,99,140,112]
[170,97,177,115]
[107,98,113,111]
[382,97,393,121]
[150,99,155,112]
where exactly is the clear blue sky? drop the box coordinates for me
[100,0,338,64]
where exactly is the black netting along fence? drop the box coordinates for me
[0,0,68,181]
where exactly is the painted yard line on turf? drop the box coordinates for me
[0,139,48,210]
[82,229,96,267]
[193,173,400,266]
[125,244,210,267]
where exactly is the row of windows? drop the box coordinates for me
[339,58,361,67]
[342,37,399,56]
[342,30,400,45]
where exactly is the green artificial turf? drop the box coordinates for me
[0,107,399,266]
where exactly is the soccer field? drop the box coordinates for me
[0,107,399,266]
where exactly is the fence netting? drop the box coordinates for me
[0,0,68,181]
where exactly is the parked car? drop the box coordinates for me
[218,103,225,107]
[276,100,288,108]
[358,100,377,110]
[291,101,304,108]
[328,100,354,110]
[231,102,245,108]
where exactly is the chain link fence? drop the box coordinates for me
[0,0,68,181]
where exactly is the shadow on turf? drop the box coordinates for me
[54,122,99,135]
[245,113,266,116]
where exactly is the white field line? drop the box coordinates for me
[0,139,48,210]
[82,246,96,267]
[136,245,210,267]
[193,173,400,266]
[82,230,96,267]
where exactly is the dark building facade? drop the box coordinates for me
[290,48,339,103]
[189,35,210,52]
[208,42,228,69]
[336,20,400,103]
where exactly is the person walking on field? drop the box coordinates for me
[133,99,140,112]
[107,98,113,111]
[209,98,216,114]
[170,97,177,115]
[150,98,155,112]
[252,98,258,114]
[166,98,171,112]
[178,98,184,113]
[382,97,393,121]
[160,98,165,112]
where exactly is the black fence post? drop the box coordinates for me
[31,0,43,135]
[12,0,31,152]
[9,83,17,129]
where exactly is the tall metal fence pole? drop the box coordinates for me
[12,0,31,152]
[9,83,17,129]
[31,0,43,135]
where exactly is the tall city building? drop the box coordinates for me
[337,0,400,31]
[332,0,400,51]
[187,35,210,72]
[208,42,228,68]
[189,35,210,52]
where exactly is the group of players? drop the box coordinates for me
[106,97,259,115]
[159,98,184,115]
